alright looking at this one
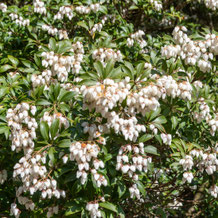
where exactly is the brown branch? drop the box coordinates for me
[186,181,209,217]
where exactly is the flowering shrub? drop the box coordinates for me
[0,0,217,217]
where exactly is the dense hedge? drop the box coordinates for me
[0,0,217,217]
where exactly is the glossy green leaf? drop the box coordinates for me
[40,121,49,140]
[50,119,59,139]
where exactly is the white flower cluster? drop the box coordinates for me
[54,6,73,20]
[9,71,20,78]
[41,111,69,129]
[16,187,35,211]
[127,30,144,46]
[204,0,218,10]
[180,149,218,183]
[161,44,181,59]
[127,30,147,50]
[0,169,7,184]
[75,3,100,14]
[197,152,217,175]
[92,48,122,66]
[180,155,194,170]
[0,3,7,12]
[144,62,152,69]
[33,0,46,15]
[31,70,52,89]
[209,34,218,55]
[161,133,172,145]
[193,98,211,123]
[47,206,59,218]
[6,103,37,154]
[17,196,35,211]
[129,184,141,199]
[168,199,183,209]
[208,113,218,136]
[108,112,146,141]
[193,80,203,89]
[116,143,152,179]
[42,24,68,40]
[9,13,30,27]
[10,203,21,218]
[54,3,100,20]
[162,26,217,73]
[192,98,217,136]
[82,122,107,144]
[60,82,80,94]
[13,154,66,199]
[71,41,84,74]
[81,76,192,140]
[86,202,101,218]
[127,76,192,116]
[182,172,194,183]
[149,124,158,135]
[159,18,173,27]
[209,185,218,198]
[90,16,108,36]
[149,0,163,11]
[69,142,107,187]
[33,42,83,88]
[127,84,161,115]
[81,78,131,117]
[41,51,75,82]
[81,78,145,141]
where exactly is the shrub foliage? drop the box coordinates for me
[0,0,217,217]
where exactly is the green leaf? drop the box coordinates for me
[117,205,125,218]
[57,139,71,148]
[118,182,126,198]
[144,145,159,155]
[54,84,61,100]
[77,21,89,31]
[129,5,138,10]
[153,116,167,124]
[139,134,153,143]
[64,173,76,183]
[108,66,122,79]
[0,64,13,73]
[136,62,144,77]
[155,134,162,144]
[156,208,166,218]
[0,87,9,98]
[150,51,156,64]
[105,59,115,78]
[59,91,75,102]
[57,40,72,54]
[154,123,165,132]
[124,61,134,72]
[59,103,70,112]
[149,108,161,121]
[99,202,118,213]
[40,121,49,140]
[8,55,19,67]
[48,147,55,163]
[136,181,146,197]
[21,60,32,68]
[0,126,9,134]
[94,61,104,78]
[65,204,82,216]
[50,119,59,139]
[36,99,51,106]
[171,116,178,129]
[49,38,57,51]
[123,61,134,78]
